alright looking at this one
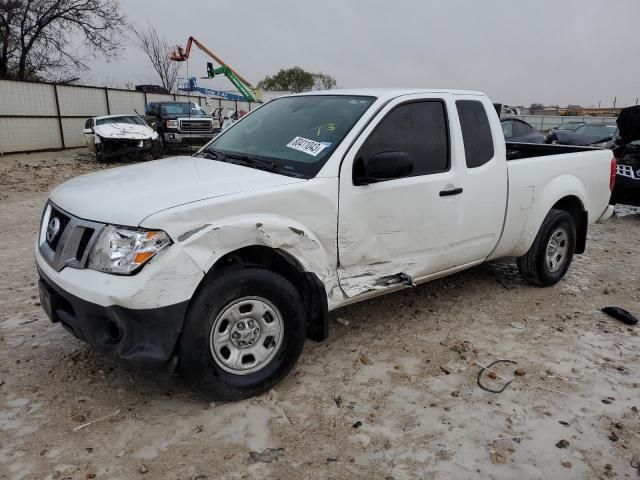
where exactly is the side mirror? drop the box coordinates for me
[353,151,413,185]
[83,128,94,134]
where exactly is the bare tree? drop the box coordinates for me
[0,0,126,81]
[131,23,180,93]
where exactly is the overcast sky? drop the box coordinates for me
[86,0,639,108]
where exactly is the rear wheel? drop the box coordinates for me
[179,268,306,400]
[517,209,576,286]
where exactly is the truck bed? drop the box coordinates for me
[505,142,598,161]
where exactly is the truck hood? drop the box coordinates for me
[617,105,640,145]
[50,156,306,226]
[94,122,158,140]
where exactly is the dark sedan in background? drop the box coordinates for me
[609,106,640,206]
[501,117,545,143]
[548,121,585,136]
[545,123,618,146]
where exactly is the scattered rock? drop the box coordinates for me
[602,398,613,404]
[555,439,570,449]
[352,420,362,429]
[326,457,337,463]
[559,421,569,426]
[514,368,526,377]
[249,448,285,463]
[86,474,96,479]
[561,461,572,468]
[334,395,343,408]
[223,452,234,460]
[604,463,612,471]
[194,425,203,433]
[451,391,460,398]
[440,366,451,375]
[608,432,619,442]
[510,321,525,329]
[72,414,86,422]
[488,371,497,379]
[336,317,350,326]
[359,353,373,365]
[139,464,149,474]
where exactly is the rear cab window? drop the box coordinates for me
[456,100,495,168]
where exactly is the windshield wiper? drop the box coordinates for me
[225,153,280,173]
[198,147,227,161]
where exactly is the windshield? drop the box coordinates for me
[574,124,617,137]
[160,103,207,117]
[198,95,375,178]
[96,116,146,126]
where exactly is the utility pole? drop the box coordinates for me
[613,96,617,109]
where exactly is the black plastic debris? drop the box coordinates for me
[601,306,638,325]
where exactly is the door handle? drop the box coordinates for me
[439,187,463,197]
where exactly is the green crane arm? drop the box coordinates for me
[207,63,257,103]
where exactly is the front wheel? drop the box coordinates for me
[150,140,164,160]
[517,209,576,286]
[179,268,306,400]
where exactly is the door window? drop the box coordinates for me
[456,100,495,168]
[355,100,449,180]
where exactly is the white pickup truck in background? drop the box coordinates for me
[35,89,615,400]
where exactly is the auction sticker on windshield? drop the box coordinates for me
[286,137,328,157]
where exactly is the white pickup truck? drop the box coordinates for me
[36,89,615,400]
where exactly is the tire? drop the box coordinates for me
[179,267,306,400]
[517,209,576,286]
[150,140,164,160]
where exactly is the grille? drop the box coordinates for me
[179,119,213,132]
[39,203,104,272]
[617,164,639,179]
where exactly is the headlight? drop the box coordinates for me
[166,120,178,128]
[88,226,171,274]
[590,142,610,148]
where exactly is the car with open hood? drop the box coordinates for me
[608,105,640,206]
[83,114,163,162]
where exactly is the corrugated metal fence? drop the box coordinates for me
[502,114,619,132]
[0,79,259,154]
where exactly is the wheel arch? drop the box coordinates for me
[551,195,588,254]
[187,244,329,342]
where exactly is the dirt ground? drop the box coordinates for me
[1,149,639,480]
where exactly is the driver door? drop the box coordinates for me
[337,93,466,297]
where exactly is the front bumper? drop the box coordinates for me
[39,268,188,372]
[611,174,640,207]
[164,132,217,145]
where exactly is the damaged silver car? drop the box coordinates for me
[83,114,164,162]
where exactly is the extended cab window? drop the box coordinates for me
[356,101,449,178]
[456,100,494,168]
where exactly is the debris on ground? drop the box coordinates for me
[352,421,362,429]
[139,464,149,474]
[249,448,285,463]
[514,368,526,376]
[477,359,517,393]
[555,439,570,448]
[359,353,373,365]
[601,306,638,325]
[510,321,525,329]
[336,317,350,326]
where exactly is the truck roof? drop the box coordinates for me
[287,88,485,101]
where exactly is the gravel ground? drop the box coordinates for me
[1,150,639,480]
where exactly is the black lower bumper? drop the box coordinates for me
[38,269,189,373]
[612,174,640,207]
